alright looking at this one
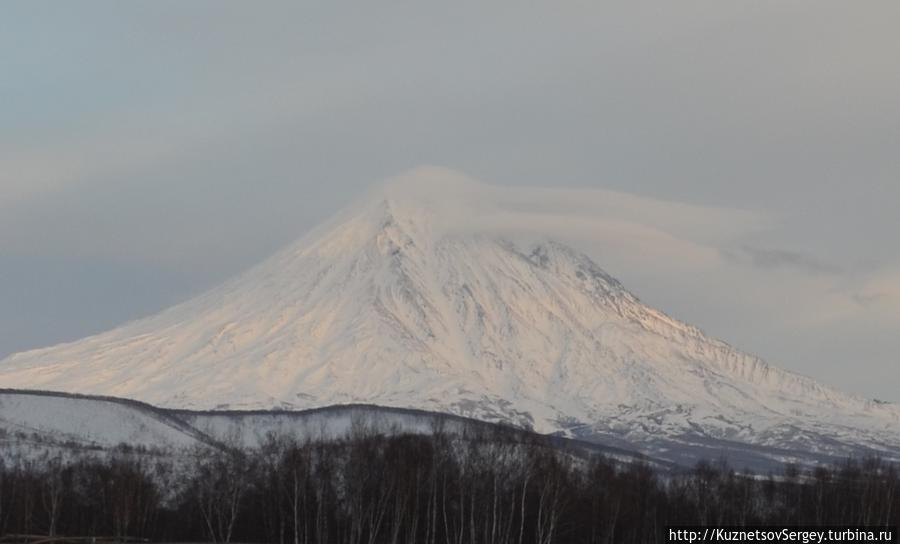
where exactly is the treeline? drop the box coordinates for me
[0,427,897,543]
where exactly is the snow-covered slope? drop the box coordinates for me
[0,390,215,454]
[0,390,667,473]
[1,168,898,466]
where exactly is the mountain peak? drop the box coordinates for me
[352,166,492,233]
[1,170,898,466]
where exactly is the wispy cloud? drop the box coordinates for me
[721,245,842,276]
[853,269,900,318]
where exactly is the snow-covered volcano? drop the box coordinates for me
[2,168,898,465]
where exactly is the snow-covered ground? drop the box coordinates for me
[0,390,664,469]
[1,169,898,469]
[0,390,217,467]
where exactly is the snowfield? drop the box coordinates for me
[1,168,898,469]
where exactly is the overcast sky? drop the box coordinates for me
[2,1,899,400]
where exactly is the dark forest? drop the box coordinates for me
[1,426,897,544]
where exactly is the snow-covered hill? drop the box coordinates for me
[1,390,662,470]
[1,168,898,467]
[0,390,216,459]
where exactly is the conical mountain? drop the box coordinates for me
[2,167,898,464]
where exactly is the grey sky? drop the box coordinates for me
[1,1,898,400]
